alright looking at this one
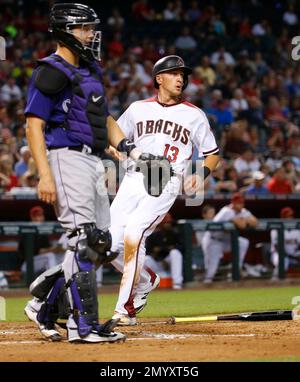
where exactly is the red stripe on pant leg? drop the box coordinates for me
[124,215,160,317]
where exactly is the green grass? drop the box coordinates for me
[3,286,300,322]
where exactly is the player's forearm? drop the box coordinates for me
[106,116,126,149]
[232,217,247,230]
[25,117,52,178]
[202,154,220,179]
[106,116,141,160]
[246,216,258,228]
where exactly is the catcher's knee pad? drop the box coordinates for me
[76,224,118,265]
[69,269,99,337]
[30,264,64,300]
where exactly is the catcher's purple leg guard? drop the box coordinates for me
[65,233,101,338]
[69,260,99,337]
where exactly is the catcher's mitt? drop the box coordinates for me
[136,154,174,197]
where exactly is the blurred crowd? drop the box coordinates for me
[1,0,300,196]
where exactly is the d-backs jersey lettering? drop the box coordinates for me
[117,97,219,174]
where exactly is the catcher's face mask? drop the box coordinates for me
[67,22,102,61]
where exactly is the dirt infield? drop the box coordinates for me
[0,319,299,362]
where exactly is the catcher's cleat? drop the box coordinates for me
[24,302,63,342]
[68,327,126,343]
[134,272,160,314]
[112,313,137,326]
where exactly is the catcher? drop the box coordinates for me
[23,3,163,342]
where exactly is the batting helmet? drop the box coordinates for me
[152,55,192,90]
[49,3,101,62]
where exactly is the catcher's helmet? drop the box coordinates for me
[49,3,101,62]
[152,55,192,90]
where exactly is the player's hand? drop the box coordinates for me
[105,145,124,161]
[38,174,57,204]
[184,174,204,194]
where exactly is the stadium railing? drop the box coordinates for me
[178,219,300,282]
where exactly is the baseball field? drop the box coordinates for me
[1,282,300,362]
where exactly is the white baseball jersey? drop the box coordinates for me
[110,97,218,317]
[117,97,219,174]
[205,204,254,242]
[271,229,300,255]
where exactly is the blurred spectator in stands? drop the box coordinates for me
[125,79,150,107]
[19,206,66,276]
[163,1,180,21]
[286,72,300,98]
[140,40,160,63]
[239,96,266,142]
[239,16,251,38]
[212,13,226,35]
[0,77,22,104]
[223,120,250,158]
[252,52,269,79]
[265,97,287,132]
[289,97,300,127]
[234,50,254,83]
[230,88,248,118]
[173,0,184,21]
[259,163,272,183]
[107,8,125,31]
[271,207,300,280]
[265,148,283,172]
[245,170,270,195]
[195,56,216,87]
[13,123,27,151]
[20,171,38,189]
[186,0,201,23]
[283,158,300,191]
[209,99,234,137]
[0,153,18,191]
[202,193,258,283]
[225,165,245,191]
[210,164,241,194]
[208,164,227,193]
[211,47,235,66]
[241,78,259,99]
[145,213,183,290]
[132,0,154,21]
[184,72,202,101]
[287,133,300,169]
[174,26,197,52]
[267,167,293,194]
[283,4,298,32]
[14,145,31,178]
[107,32,124,59]
[209,89,223,108]
[251,19,268,36]
[233,147,261,177]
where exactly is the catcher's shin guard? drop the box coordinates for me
[66,236,100,338]
[69,269,99,337]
